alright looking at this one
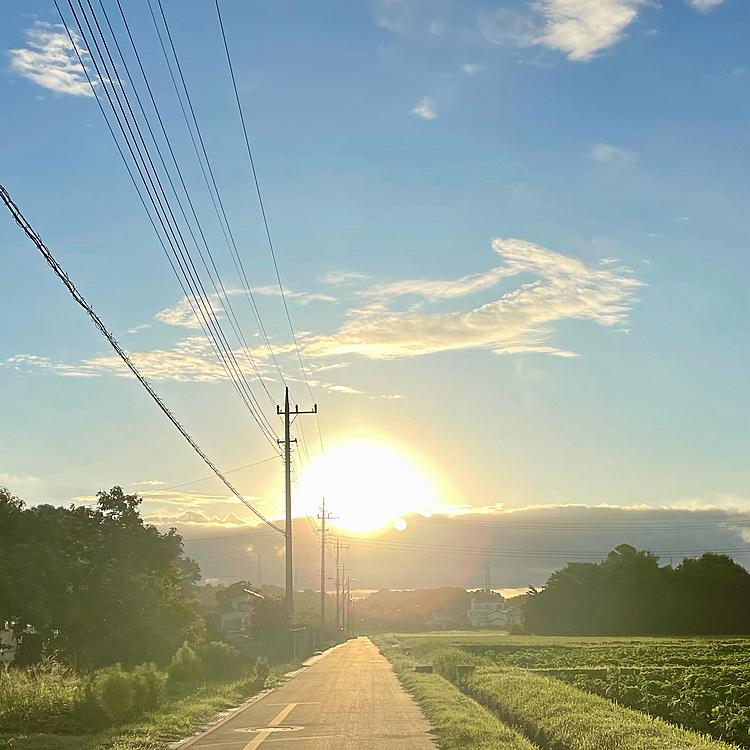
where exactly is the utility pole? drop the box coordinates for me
[485,561,491,593]
[257,553,262,589]
[277,386,317,617]
[335,538,341,630]
[342,571,348,635]
[318,498,336,632]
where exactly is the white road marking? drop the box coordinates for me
[242,704,298,750]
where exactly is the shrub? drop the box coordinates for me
[254,657,270,685]
[131,663,167,714]
[91,665,134,725]
[198,642,240,681]
[168,642,201,682]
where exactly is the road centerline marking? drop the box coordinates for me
[242,703,298,749]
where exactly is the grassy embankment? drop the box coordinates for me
[0,660,298,750]
[376,637,538,750]
[378,634,742,750]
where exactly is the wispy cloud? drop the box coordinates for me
[132,479,166,487]
[321,270,370,285]
[462,63,484,75]
[687,0,725,12]
[590,143,637,166]
[249,286,336,304]
[7,337,230,383]
[9,239,642,386]
[304,237,642,360]
[674,216,691,223]
[154,287,334,330]
[378,0,650,64]
[8,22,94,96]
[155,297,206,330]
[412,96,437,120]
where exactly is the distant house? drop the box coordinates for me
[467,596,510,629]
[1,627,18,663]
[219,590,252,632]
[425,611,457,631]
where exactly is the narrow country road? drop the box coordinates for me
[175,637,437,750]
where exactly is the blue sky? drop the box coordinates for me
[1,0,748,587]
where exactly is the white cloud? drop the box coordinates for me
[132,479,167,486]
[155,288,333,330]
[249,285,336,304]
[322,384,364,395]
[0,473,41,489]
[321,270,370,285]
[646,233,661,238]
[412,96,437,120]
[126,324,151,334]
[7,337,231,383]
[532,0,647,61]
[481,0,647,62]
[462,63,484,75]
[304,237,643,361]
[599,257,618,266]
[674,216,691,222]
[155,297,206,329]
[590,143,637,165]
[687,0,725,12]
[8,22,95,96]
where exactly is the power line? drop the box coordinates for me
[148,0,288,393]
[59,0,281,451]
[0,183,284,536]
[140,455,280,493]
[104,0,279,412]
[213,0,326,456]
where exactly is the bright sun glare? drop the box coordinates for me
[298,442,440,533]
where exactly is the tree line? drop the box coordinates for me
[0,486,202,667]
[523,543,750,635]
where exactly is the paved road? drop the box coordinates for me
[177,637,436,750]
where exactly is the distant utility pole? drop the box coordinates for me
[257,553,262,589]
[335,538,341,630]
[277,386,317,616]
[485,561,491,593]
[318,498,337,631]
[335,539,349,631]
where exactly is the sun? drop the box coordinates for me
[296,441,441,533]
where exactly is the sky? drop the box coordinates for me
[1,0,748,593]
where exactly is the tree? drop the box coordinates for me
[0,485,203,667]
[245,594,289,631]
[522,544,750,636]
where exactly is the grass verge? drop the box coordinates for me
[0,662,298,750]
[465,665,740,750]
[375,637,539,750]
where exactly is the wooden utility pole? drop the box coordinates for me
[277,386,317,616]
[318,498,336,631]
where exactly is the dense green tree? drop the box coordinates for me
[523,544,750,636]
[0,486,202,667]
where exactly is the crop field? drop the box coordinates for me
[376,633,750,750]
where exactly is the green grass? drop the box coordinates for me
[381,634,744,750]
[0,662,298,750]
[375,637,539,750]
[467,665,738,750]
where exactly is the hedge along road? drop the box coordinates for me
[172,637,437,750]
